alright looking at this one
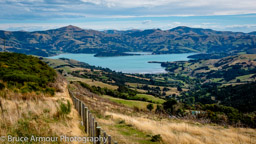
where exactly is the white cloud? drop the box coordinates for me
[142,20,152,24]
[78,0,256,11]
[0,0,256,32]
[225,24,256,29]
[81,0,102,5]
[1,0,256,20]
[80,0,177,8]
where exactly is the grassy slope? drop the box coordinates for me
[126,82,182,96]
[0,52,56,94]
[69,82,256,144]
[0,53,85,143]
[0,81,85,143]
[44,57,168,100]
[44,58,118,90]
[102,95,156,110]
[163,54,256,84]
[135,94,165,104]
[44,58,185,97]
[45,56,256,144]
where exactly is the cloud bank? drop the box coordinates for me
[0,0,256,32]
[1,0,256,20]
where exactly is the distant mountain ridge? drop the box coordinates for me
[0,25,256,56]
[249,31,256,35]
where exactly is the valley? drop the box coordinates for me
[0,50,256,143]
[0,26,256,144]
[42,52,256,143]
[44,53,256,128]
[1,0,256,143]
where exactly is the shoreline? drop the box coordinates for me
[47,53,195,74]
[46,52,198,58]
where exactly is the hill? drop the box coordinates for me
[160,54,256,120]
[249,31,256,35]
[42,55,256,143]
[0,52,85,142]
[0,52,56,95]
[1,26,256,56]
[68,81,256,144]
[161,54,256,84]
[43,56,256,128]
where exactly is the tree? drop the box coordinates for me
[163,98,178,114]
[177,86,183,92]
[163,87,169,91]
[155,105,164,114]
[147,103,154,111]
[0,83,5,90]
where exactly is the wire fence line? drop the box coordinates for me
[69,90,118,144]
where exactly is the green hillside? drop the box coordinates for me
[161,54,256,84]
[0,52,56,95]
[0,52,84,141]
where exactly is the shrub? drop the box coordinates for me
[59,100,71,115]
[133,106,140,112]
[44,87,55,96]
[147,103,154,111]
[155,105,164,114]
[163,98,178,114]
[0,52,56,95]
[151,134,162,142]
[118,120,125,124]
[0,82,5,90]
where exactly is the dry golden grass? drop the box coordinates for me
[126,82,182,96]
[0,80,86,144]
[105,112,256,144]
[67,76,118,90]
[67,82,256,144]
[70,82,256,144]
[125,75,151,81]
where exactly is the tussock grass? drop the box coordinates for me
[102,95,153,110]
[69,82,256,144]
[0,81,84,143]
[106,112,256,144]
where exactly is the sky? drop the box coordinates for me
[0,0,256,32]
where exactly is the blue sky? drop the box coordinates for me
[0,0,256,32]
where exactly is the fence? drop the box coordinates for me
[69,90,118,144]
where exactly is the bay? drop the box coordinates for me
[48,53,195,74]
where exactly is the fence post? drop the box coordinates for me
[88,112,91,136]
[77,98,79,111]
[81,103,85,122]
[94,121,98,137]
[76,98,78,110]
[75,98,77,110]
[94,121,98,144]
[96,127,101,144]
[103,131,107,144]
[74,97,76,109]
[84,107,88,133]
[68,90,118,144]
[92,117,95,138]
[78,100,81,116]
[108,135,111,144]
